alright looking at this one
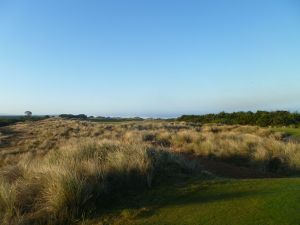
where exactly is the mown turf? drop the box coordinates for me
[94,178,300,225]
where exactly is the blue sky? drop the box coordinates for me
[0,0,300,117]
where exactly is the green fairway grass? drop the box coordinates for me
[95,178,300,225]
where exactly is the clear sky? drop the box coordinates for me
[0,0,300,117]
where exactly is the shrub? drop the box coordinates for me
[142,132,157,142]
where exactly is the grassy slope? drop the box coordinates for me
[273,127,300,137]
[95,178,300,225]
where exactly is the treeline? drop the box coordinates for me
[59,114,88,119]
[0,118,24,127]
[89,116,144,122]
[59,114,144,122]
[178,111,300,127]
[0,116,49,127]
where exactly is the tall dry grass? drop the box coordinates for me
[0,139,197,225]
[1,119,299,172]
[2,119,300,171]
[139,125,300,173]
[1,119,300,224]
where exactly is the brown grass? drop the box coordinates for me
[0,139,197,224]
[1,118,299,172]
[0,118,299,224]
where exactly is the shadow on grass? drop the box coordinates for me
[88,149,300,224]
[0,127,23,148]
[183,151,300,178]
[93,178,267,223]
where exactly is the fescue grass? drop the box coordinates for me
[1,119,300,224]
[0,140,198,225]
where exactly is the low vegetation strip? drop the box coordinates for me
[0,116,49,127]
